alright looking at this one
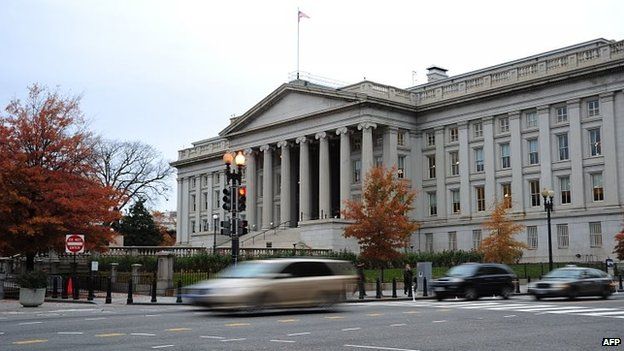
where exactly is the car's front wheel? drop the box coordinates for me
[600,287,611,300]
[500,286,513,300]
[435,292,445,301]
[464,287,479,301]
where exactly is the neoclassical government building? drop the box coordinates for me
[172,38,624,262]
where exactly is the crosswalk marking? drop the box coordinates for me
[486,304,553,310]
[578,310,624,316]
[544,308,616,314]
[518,306,586,313]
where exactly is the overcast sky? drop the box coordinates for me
[2,0,623,211]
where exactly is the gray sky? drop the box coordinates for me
[2,0,623,211]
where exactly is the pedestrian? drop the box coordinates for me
[355,263,366,297]
[403,264,413,295]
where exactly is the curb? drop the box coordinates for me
[44,299,97,305]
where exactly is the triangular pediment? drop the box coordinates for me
[221,82,361,135]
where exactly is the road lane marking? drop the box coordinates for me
[487,304,545,310]
[95,333,125,337]
[324,316,344,320]
[518,306,583,312]
[402,311,419,314]
[366,313,382,317]
[131,333,156,336]
[220,338,247,342]
[271,339,295,343]
[166,328,191,332]
[18,321,43,325]
[12,339,48,345]
[58,332,84,335]
[145,314,162,317]
[225,323,250,327]
[84,317,107,321]
[542,308,615,314]
[503,315,516,318]
[390,323,406,327]
[342,327,362,331]
[432,320,447,323]
[37,313,60,317]
[152,345,174,349]
[578,311,624,316]
[288,332,311,336]
[200,336,225,339]
[344,344,420,351]
[278,319,299,323]
[459,303,501,309]
[0,332,5,335]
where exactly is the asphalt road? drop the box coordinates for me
[1,294,624,351]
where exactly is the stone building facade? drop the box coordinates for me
[171,38,624,262]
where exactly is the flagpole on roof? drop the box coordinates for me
[297,7,300,80]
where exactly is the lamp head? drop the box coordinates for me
[212,214,219,220]
[222,152,234,165]
[234,151,246,166]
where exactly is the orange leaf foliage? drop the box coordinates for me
[0,85,120,259]
[342,166,419,265]
[614,228,624,261]
[479,200,527,264]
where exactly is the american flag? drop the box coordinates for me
[298,10,310,21]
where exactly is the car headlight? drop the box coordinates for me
[448,277,464,283]
[550,283,570,289]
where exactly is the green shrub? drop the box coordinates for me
[17,270,48,289]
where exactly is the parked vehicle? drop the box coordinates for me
[527,265,615,300]
[183,258,357,311]
[431,263,517,301]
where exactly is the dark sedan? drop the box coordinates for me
[431,263,517,301]
[527,266,616,300]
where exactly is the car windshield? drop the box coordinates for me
[218,262,279,278]
[446,265,477,277]
[544,269,582,279]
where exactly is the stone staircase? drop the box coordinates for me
[230,226,305,249]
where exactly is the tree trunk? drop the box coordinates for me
[25,253,35,271]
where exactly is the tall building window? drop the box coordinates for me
[556,106,568,123]
[425,233,433,253]
[473,122,483,138]
[375,156,383,167]
[529,180,541,207]
[525,111,537,128]
[448,232,457,251]
[426,132,435,147]
[353,160,361,183]
[428,192,437,216]
[427,155,436,179]
[201,218,208,232]
[213,172,221,185]
[191,194,196,212]
[213,189,220,209]
[451,189,461,214]
[557,224,569,249]
[560,176,571,204]
[375,134,383,148]
[557,133,569,161]
[527,226,538,249]
[190,220,196,234]
[397,131,405,146]
[592,173,604,201]
[449,127,458,142]
[502,183,512,208]
[475,186,485,212]
[499,117,509,133]
[589,128,601,156]
[528,138,539,165]
[450,151,459,176]
[588,99,600,117]
[352,136,362,151]
[501,143,511,169]
[474,148,484,172]
[472,229,482,250]
[397,156,406,179]
[202,174,209,187]
[203,192,209,210]
[589,222,602,248]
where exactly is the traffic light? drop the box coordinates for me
[220,220,231,236]
[222,188,232,211]
[239,220,249,235]
[237,186,247,212]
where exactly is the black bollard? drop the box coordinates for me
[539,275,542,280]
[151,276,157,303]
[87,276,94,301]
[72,276,79,300]
[619,275,623,291]
[52,276,59,298]
[540,263,544,276]
[407,277,413,298]
[515,278,520,294]
[527,276,531,284]
[423,277,428,297]
[61,276,68,299]
[375,278,382,299]
[392,278,397,298]
[105,278,112,304]
[176,280,183,303]
[358,279,365,300]
[127,279,133,304]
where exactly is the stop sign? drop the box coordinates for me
[65,234,85,254]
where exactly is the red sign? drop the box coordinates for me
[65,234,85,254]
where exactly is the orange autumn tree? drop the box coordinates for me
[342,166,419,269]
[614,224,624,260]
[479,200,527,264]
[0,84,120,269]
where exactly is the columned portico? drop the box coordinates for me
[277,141,291,227]
[260,144,273,229]
[296,136,310,221]
[243,148,257,230]
[358,122,377,182]
[336,127,351,215]
[383,126,398,170]
[316,132,331,219]
[509,112,524,212]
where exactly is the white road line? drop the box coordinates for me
[220,338,247,342]
[432,320,447,323]
[390,324,406,327]
[57,332,84,335]
[342,327,362,331]
[503,315,516,318]
[48,309,98,313]
[0,332,5,335]
[131,333,156,336]
[270,339,296,343]
[344,344,420,351]
[37,313,60,317]
[578,310,624,316]
[18,321,43,325]
[517,306,584,312]
[151,345,174,349]
[487,304,553,310]
[287,332,311,336]
[200,336,225,339]
[458,303,502,309]
[543,308,616,314]
[145,314,161,317]
[84,317,107,321]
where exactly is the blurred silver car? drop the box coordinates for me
[183,258,357,311]
[527,265,616,300]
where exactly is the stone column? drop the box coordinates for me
[316,132,331,219]
[244,149,257,231]
[509,112,525,212]
[483,117,496,209]
[383,126,398,170]
[458,121,471,216]
[156,252,174,295]
[277,141,291,227]
[434,127,447,217]
[194,177,201,233]
[336,127,351,215]
[567,99,585,208]
[181,178,190,244]
[358,122,377,182]
[600,92,619,205]
[175,178,183,244]
[410,131,423,218]
[296,137,310,221]
[260,144,274,229]
[538,106,552,192]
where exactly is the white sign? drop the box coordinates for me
[91,261,99,271]
[65,234,85,254]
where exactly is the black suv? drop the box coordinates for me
[431,263,517,301]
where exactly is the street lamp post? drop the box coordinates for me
[223,151,246,265]
[541,188,555,272]
[212,214,219,255]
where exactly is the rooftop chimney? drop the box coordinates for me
[426,66,448,82]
